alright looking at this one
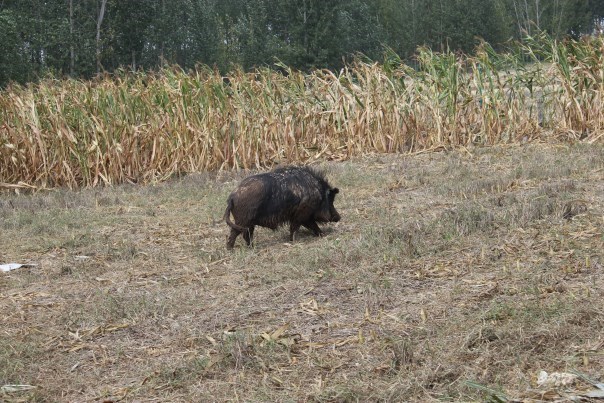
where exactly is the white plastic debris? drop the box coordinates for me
[0,263,37,272]
[1,384,37,392]
[0,263,22,272]
[585,390,604,398]
[537,371,578,388]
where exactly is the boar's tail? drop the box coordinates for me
[224,198,248,232]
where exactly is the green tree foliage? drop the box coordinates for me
[264,0,383,69]
[503,0,598,38]
[0,9,30,84]
[0,0,602,86]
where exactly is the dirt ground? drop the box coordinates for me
[1,142,603,402]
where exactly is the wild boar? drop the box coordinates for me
[224,166,341,248]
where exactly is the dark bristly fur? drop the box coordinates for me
[224,166,341,248]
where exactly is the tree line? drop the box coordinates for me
[1,0,602,86]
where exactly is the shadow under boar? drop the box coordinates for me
[223,166,341,248]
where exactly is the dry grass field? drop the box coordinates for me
[1,142,603,401]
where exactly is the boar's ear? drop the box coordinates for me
[325,188,339,200]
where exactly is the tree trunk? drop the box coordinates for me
[303,0,308,54]
[96,0,107,75]
[160,0,165,67]
[69,0,74,76]
[534,0,541,32]
[523,0,531,35]
[411,0,416,47]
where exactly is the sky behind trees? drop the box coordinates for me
[1,0,603,85]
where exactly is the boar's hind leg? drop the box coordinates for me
[242,226,255,246]
[227,228,241,249]
[303,221,324,237]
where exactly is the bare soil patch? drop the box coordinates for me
[1,143,603,402]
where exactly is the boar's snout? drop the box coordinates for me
[331,211,341,222]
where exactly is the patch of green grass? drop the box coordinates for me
[314,385,363,402]
[0,341,28,384]
[483,297,570,325]
[152,356,212,392]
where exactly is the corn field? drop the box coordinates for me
[1,34,603,189]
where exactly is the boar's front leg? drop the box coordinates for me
[289,222,301,242]
[303,221,324,237]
